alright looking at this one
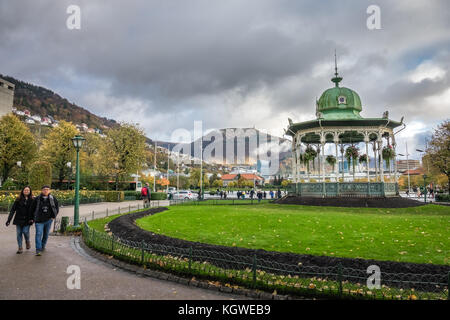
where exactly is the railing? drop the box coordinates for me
[51,198,449,300]
[52,200,167,232]
[81,220,449,300]
[168,199,273,206]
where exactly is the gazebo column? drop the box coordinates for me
[378,139,384,182]
[306,144,310,181]
[320,133,326,183]
[291,139,297,183]
[296,144,302,182]
[316,144,321,180]
[340,142,345,181]
[373,142,378,181]
[364,136,370,182]
[334,136,339,182]
[392,134,398,183]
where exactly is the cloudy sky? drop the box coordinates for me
[1,0,449,159]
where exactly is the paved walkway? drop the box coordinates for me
[0,202,241,300]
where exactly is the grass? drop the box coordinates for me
[83,222,448,300]
[87,208,146,233]
[136,203,450,265]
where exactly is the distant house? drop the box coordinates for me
[221,173,264,187]
[40,117,52,126]
[402,167,425,176]
[31,115,41,122]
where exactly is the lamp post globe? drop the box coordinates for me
[71,135,85,227]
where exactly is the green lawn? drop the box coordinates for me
[136,204,450,265]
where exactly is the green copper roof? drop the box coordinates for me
[286,55,404,140]
[317,72,363,120]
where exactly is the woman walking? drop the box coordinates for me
[5,186,34,254]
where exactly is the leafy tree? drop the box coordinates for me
[189,168,208,188]
[209,173,219,185]
[81,132,103,175]
[40,120,78,186]
[169,175,190,189]
[237,176,246,188]
[281,180,290,188]
[425,120,450,194]
[98,123,146,190]
[0,114,37,184]
[28,161,52,191]
[212,179,223,188]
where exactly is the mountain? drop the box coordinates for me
[157,128,292,167]
[3,74,292,174]
[1,74,118,130]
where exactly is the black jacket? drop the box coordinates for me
[7,197,34,226]
[31,194,59,223]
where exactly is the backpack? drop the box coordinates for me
[141,187,148,196]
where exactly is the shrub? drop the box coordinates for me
[102,191,124,202]
[0,178,18,190]
[123,190,141,199]
[28,161,52,191]
[435,194,450,202]
[151,192,167,200]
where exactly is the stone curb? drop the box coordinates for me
[77,236,294,300]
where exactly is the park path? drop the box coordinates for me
[0,201,242,300]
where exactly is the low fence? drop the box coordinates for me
[81,219,449,300]
[53,198,269,230]
[168,199,273,206]
[52,200,168,232]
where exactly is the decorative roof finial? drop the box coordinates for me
[334,49,338,77]
[331,50,343,87]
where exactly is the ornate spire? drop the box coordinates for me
[331,50,343,87]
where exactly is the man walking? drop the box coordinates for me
[141,183,151,208]
[32,185,59,256]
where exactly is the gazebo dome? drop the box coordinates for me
[317,73,363,120]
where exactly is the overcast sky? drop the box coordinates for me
[1,0,449,159]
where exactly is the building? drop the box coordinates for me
[0,77,14,118]
[286,56,403,197]
[402,167,425,176]
[396,160,421,173]
[221,173,264,187]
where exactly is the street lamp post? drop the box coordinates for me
[423,174,427,204]
[167,148,170,194]
[153,141,157,192]
[416,148,429,202]
[66,162,72,190]
[71,135,85,227]
[398,142,412,196]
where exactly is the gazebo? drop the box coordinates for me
[285,62,405,197]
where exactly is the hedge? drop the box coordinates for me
[101,191,124,202]
[151,192,167,200]
[435,194,450,202]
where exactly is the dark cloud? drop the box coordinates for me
[0,0,449,150]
